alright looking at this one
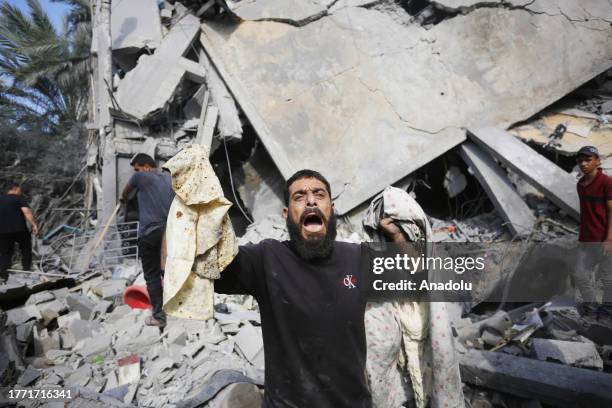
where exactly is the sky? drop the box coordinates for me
[9,0,72,31]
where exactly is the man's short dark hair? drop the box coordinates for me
[130,153,156,167]
[284,169,332,205]
[7,183,20,192]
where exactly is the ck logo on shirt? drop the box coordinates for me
[343,275,357,289]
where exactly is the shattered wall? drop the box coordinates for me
[200,0,612,214]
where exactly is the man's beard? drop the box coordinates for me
[286,209,337,261]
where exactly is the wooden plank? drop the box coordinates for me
[459,142,536,236]
[460,350,612,408]
[468,127,579,220]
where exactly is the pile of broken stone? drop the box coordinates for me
[0,251,267,408]
[454,299,612,407]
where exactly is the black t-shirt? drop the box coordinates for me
[215,239,372,408]
[0,194,29,234]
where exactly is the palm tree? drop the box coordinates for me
[0,0,90,134]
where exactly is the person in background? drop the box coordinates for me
[574,146,612,316]
[0,183,38,282]
[121,154,175,327]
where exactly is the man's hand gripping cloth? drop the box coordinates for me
[162,145,238,320]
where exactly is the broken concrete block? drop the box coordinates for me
[33,327,60,356]
[199,49,243,142]
[16,320,35,344]
[166,325,187,346]
[532,338,604,370]
[45,349,71,360]
[115,14,202,119]
[459,142,536,237]
[103,370,119,392]
[93,279,127,300]
[66,293,96,320]
[57,311,82,329]
[184,85,208,119]
[25,291,54,305]
[17,365,41,386]
[468,127,579,220]
[228,0,328,24]
[38,299,67,316]
[6,305,41,325]
[148,356,176,379]
[50,287,70,303]
[457,311,511,341]
[111,0,162,54]
[234,324,264,369]
[221,322,240,334]
[65,363,93,387]
[105,304,132,324]
[75,332,112,358]
[65,319,101,344]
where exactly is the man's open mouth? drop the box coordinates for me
[302,212,324,233]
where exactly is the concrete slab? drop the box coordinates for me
[92,280,127,300]
[200,0,612,213]
[459,142,536,236]
[65,363,93,387]
[6,305,41,325]
[33,327,60,356]
[532,338,604,370]
[66,293,97,320]
[75,333,112,357]
[17,365,41,386]
[234,323,264,369]
[25,291,54,305]
[16,320,35,343]
[229,0,327,24]
[111,0,162,53]
[57,311,82,329]
[432,0,533,10]
[468,127,580,219]
[199,49,243,141]
[115,14,201,120]
[166,325,188,347]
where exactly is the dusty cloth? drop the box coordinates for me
[364,301,415,408]
[363,186,463,408]
[162,145,238,320]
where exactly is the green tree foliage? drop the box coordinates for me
[0,0,91,134]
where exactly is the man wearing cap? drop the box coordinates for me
[574,146,612,314]
[121,153,175,326]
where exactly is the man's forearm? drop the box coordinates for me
[121,183,135,202]
[23,210,38,234]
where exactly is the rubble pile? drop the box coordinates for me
[455,300,612,407]
[1,278,265,407]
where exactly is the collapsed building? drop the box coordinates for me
[1,0,612,407]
